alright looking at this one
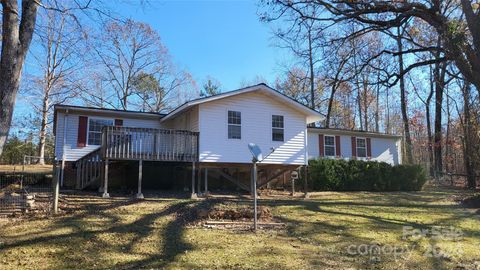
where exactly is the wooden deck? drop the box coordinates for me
[101,126,199,162]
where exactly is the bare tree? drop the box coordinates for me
[24,10,86,164]
[459,81,479,188]
[0,0,116,155]
[263,4,324,110]
[260,0,480,94]
[132,69,194,113]
[429,35,450,175]
[395,26,414,164]
[275,67,324,109]
[93,19,168,110]
[323,44,353,127]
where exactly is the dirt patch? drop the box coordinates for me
[198,205,272,221]
[191,201,284,230]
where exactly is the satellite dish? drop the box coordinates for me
[248,143,263,162]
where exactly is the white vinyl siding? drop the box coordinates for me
[198,91,307,165]
[167,107,199,131]
[307,131,402,165]
[55,111,163,161]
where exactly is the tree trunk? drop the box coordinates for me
[426,66,434,176]
[433,37,446,175]
[325,84,337,128]
[375,72,380,132]
[461,83,476,189]
[396,27,413,164]
[357,85,363,130]
[363,78,368,131]
[307,28,315,111]
[444,87,451,173]
[37,95,49,165]
[0,0,39,156]
[385,86,390,134]
[350,28,363,131]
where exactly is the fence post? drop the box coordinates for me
[53,161,60,214]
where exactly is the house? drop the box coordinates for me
[307,128,402,165]
[53,83,402,197]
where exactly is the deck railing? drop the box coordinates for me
[101,126,199,162]
[76,148,103,189]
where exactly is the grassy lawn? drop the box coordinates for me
[0,188,479,269]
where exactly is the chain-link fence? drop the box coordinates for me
[22,155,54,165]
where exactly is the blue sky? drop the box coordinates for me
[115,0,284,90]
[12,0,288,136]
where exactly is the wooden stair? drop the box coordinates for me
[75,148,104,190]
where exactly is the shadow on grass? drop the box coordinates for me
[1,190,476,269]
[0,196,221,269]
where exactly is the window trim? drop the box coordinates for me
[86,117,114,146]
[271,115,284,142]
[324,135,336,157]
[356,137,367,158]
[227,110,242,140]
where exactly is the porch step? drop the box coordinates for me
[0,207,24,218]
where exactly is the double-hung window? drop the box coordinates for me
[228,111,241,139]
[356,138,367,158]
[88,118,113,145]
[324,135,335,156]
[272,115,284,142]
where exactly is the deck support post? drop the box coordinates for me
[60,158,65,187]
[303,165,310,199]
[197,164,201,195]
[102,159,110,198]
[52,161,60,214]
[204,168,209,196]
[191,162,197,199]
[136,160,144,199]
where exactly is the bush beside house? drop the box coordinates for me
[308,159,427,191]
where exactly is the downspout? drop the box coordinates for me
[60,109,68,187]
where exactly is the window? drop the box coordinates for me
[272,115,284,141]
[324,136,335,156]
[228,111,241,139]
[88,118,113,145]
[356,138,367,158]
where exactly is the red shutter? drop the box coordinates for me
[77,116,88,147]
[115,119,123,126]
[318,134,324,157]
[351,136,357,159]
[335,135,341,157]
[366,138,372,159]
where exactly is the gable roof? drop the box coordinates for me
[54,104,166,118]
[160,83,324,123]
